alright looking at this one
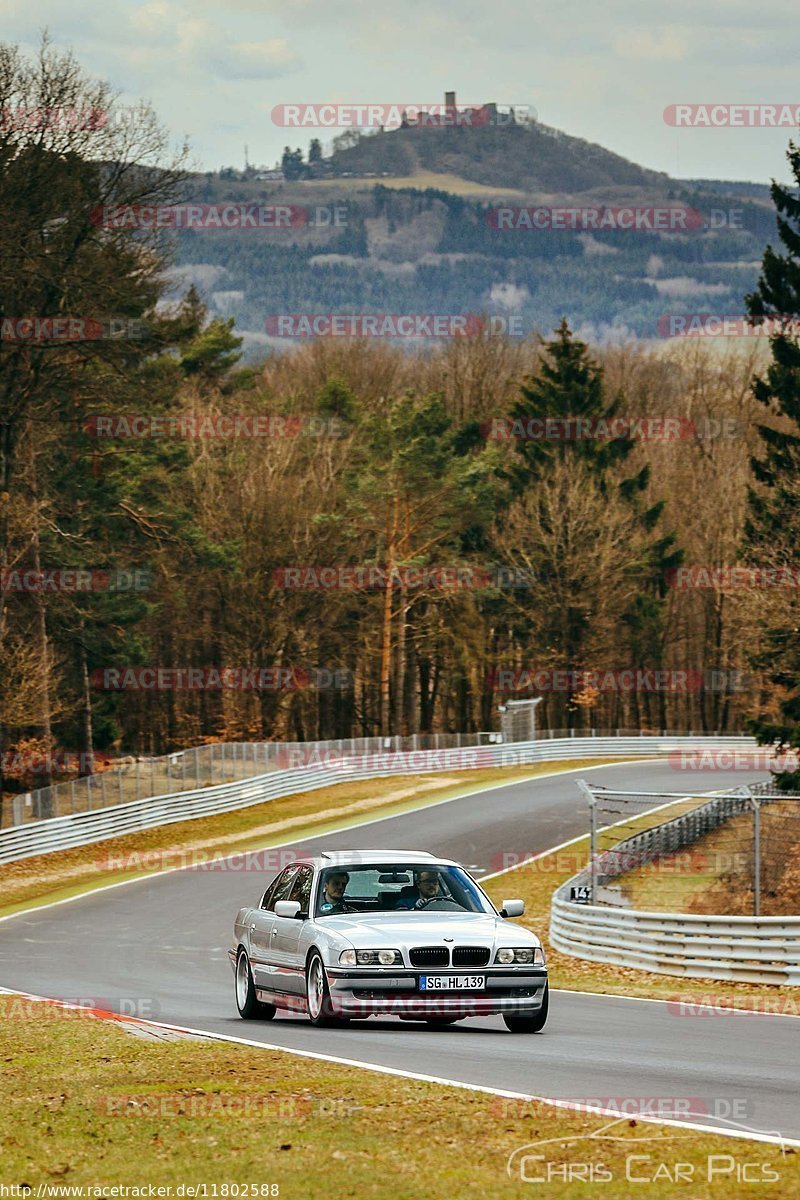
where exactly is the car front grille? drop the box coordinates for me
[452,947,491,967]
[409,946,449,967]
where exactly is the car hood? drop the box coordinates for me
[318,911,540,948]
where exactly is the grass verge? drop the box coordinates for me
[616,800,800,917]
[0,996,794,1198]
[0,758,626,920]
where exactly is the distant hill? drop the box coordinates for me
[169,117,778,356]
[327,117,670,196]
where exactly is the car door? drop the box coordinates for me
[250,865,299,991]
[270,865,314,996]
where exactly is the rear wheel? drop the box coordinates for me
[503,983,549,1033]
[235,949,276,1020]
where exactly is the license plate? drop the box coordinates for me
[419,975,485,991]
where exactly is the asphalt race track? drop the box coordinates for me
[2,760,798,1142]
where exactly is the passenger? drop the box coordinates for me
[396,869,443,909]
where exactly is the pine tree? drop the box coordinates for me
[503,320,682,727]
[743,141,800,789]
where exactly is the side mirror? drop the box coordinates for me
[500,899,525,918]
[274,900,302,919]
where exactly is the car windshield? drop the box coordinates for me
[314,863,494,917]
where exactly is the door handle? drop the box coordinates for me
[250,924,256,932]
[271,928,277,938]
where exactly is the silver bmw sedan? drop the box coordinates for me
[229,850,548,1032]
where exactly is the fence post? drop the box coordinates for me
[751,791,761,917]
[136,759,141,803]
[577,779,597,902]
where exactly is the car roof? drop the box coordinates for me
[291,850,458,869]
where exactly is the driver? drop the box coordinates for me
[397,869,444,909]
[319,870,355,915]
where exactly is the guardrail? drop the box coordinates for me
[550,786,800,985]
[550,899,800,986]
[4,726,737,827]
[0,734,760,865]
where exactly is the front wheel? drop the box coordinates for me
[306,952,345,1027]
[503,983,549,1033]
[235,949,276,1020]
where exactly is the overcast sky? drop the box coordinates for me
[4,0,799,183]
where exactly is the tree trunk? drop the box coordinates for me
[78,620,95,776]
[379,496,398,736]
[30,528,54,794]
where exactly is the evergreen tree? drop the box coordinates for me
[743,141,800,789]
[281,147,306,181]
[502,321,681,726]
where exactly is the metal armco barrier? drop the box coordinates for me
[550,898,800,986]
[0,735,760,865]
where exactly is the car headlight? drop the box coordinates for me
[495,947,545,965]
[339,949,402,966]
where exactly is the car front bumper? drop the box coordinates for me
[325,967,548,1018]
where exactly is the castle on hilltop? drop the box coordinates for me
[401,91,533,129]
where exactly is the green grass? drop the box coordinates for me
[0,995,794,1198]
